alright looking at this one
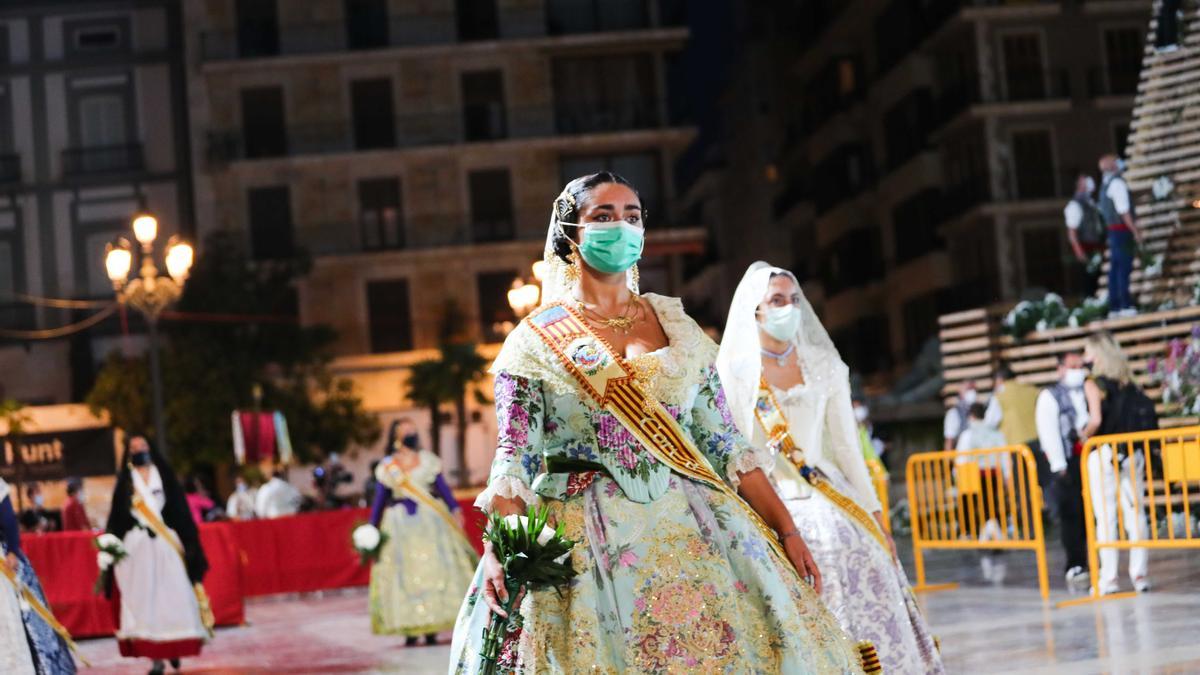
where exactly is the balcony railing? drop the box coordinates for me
[1087,65,1140,97]
[201,1,682,62]
[207,101,667,162]
[997,68,1070,102]
[291,214,537,257]
[0,154,20,184]
[61,143,145,176]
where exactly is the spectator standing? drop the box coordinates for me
[956,403,1010,583]
[61,477,91,531]
[1098,155,1142,317]
[184,477,215,525]
[1035,352,1101,591]
[1064,174,1106,296]
[225,474,257,521]
[255,469,301,519]
[943,380,977,451]
[1082,331,1154,594]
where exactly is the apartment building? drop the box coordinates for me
[0,1,191,404]
[683,0,1149,387]
[183,0,699,360]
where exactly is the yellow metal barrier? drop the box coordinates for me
[906,445,1050,600]
[1060,425,1200,607]
[868,460,891,535]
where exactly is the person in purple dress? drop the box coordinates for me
[367,419,477,645]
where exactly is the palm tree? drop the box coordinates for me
[1,398,32,509]
[405,301,492,486]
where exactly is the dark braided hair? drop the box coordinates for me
[551,171,644,264]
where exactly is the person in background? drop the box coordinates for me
[1082,331,1153,594]
[20,484,49,533]
[225,474,257,521]
[943,380,977,451]
[1035,352,1102,591]
[1064,174,1105,297]
[956,403,1011,584]
[987,364,1046,470]
[255,468,302,519]
[184,477,216,525]
[852,398,889,474]
[1098,154,1142,318]
[61,477,91,531]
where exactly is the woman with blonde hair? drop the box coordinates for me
[1082,330,1153,594]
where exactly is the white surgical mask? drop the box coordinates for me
[759,305,801,342]
[961,389,977,405]
[1063,369,1087,389]
[853,406,869,423]
[33,495,44,507]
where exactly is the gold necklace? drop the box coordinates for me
[576,296,641,334]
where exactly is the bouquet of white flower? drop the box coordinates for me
[478,506,577,675]
[351,523,389,565]
[93,533,127,595]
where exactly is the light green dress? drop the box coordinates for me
[448,294,862,674]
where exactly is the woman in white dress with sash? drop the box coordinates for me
[717,262,944,674]
[0,477,37,675]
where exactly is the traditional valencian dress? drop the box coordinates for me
[448,284,864,673]
[717,262,944,674]
[1,478,37,675]
[368,450,477,636]
[0,478,76,675]
[105,451,211,661]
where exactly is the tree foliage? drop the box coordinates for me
[86,230,379,475]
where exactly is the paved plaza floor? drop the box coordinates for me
[74,542,1200,674]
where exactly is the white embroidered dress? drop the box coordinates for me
[0,479,36,675]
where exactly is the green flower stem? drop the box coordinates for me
[479,581,520,675]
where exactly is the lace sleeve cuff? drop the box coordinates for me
[726,446,775,491]
[473,474,538,513]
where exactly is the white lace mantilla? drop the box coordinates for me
[489,293,718,408]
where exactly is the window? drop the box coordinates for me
[559,152,661,220]
[819,227,883,296]
[883,89,934,169]
[468,169,514,242]
[833,315,891,375]
[462,71,507,142]
[1011,130,1056,199]
[477,271,518,342]
[902,292,941,360]
[240,87,287,158]
[1103,28,1142,95]
[1022,226,1067,293]
[346,0,389,50]
[552,55,657,133]
[351,78,396,150]
[78,94,127,148]
[1001,33,1046,100]
[358,177,404,250]
[366,279,413,353]
[546,0,648,35]
[456,0,499,41]
[247,186,294,260]
[892,188,944,264]
[73,26,121,52]
[236,0,279,58]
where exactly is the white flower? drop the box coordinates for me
[97,533,122,550]
[1152,175,1175,200]
[1035,319,1048,332]
[501,514,555,546]
[97,551,115,570]
[352,524,381,552]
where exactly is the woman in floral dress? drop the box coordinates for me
[447,173,863,674]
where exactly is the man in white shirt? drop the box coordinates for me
[1035,352,1092,590]
[225,475,258,520]
[255,470,302,519]
[943,380,976,451]
[1098,154,1141,317]
[1063,174,1104,296]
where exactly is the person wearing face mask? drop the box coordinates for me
[852,399,888,474]
[717,263,943,674]
[943,381,978,451]
[61,477,91,531]
[254,467,301,519]
[1098,154,1141,317]
[225,472,258,521]
[104,436,210,675]
[1064,173,1105,297]
[1035,352,1102,591]
[366,418,476,645]
[450,178,866,673]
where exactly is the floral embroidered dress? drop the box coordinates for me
[448,294,861,674]
[368,451,477,636]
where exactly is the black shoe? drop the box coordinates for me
[404,636,419,647]
[170,658,181,670]
[425,633,438,646]
[149,661,165,675]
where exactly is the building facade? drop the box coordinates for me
[0,0,191,404]
[684,0,1149,391]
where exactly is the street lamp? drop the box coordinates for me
[105,214,193,456]
[506,279,540,318]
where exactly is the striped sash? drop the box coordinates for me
[378,460,478,558]
[754,377,889,551]
[526,302,792,565]
[0,560,89,666]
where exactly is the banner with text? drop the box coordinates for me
[1,427,117,481]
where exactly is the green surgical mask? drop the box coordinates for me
[759,305,801,341]
[565,222,644,274]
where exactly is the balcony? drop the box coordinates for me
[207,101,668,163]
[1088,65,1140,97]
[293,214,532,257]
[0,154,20,184]
[940,175,992,222]
[997,68,1070,102]
[61,143,145,176]
[201,1,682,62]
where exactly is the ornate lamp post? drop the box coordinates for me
[104,214,193,456]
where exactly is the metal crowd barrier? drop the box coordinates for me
[1061,425,1200,606]
[905,445,1050,600]
[868,460,892,535]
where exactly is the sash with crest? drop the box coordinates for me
[131,493,215,636]
[525,302,793,567]
[754,378,889,551]
[378,459,478,559]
